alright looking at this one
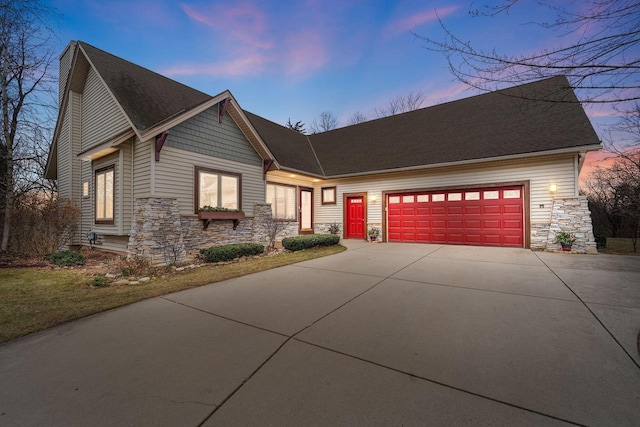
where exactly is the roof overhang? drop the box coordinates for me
[309,143,603,180]
[78,129,136,161]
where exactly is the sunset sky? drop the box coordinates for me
[45,0,630,184]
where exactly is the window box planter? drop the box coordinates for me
[198,211,245,230]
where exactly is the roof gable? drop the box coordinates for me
[244,112,324,176]
[78,42,212,133]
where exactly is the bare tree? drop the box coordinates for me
[1,0,58,252]
[376,91,425,117]
[348,111,367,125]
[418,0,640,110]
[584,148,640,251]
[285,117,306,134]
[309,111,338,134]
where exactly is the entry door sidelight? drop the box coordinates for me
[299,187,313,234]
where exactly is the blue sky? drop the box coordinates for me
[47,0,593,125]
[46,0,626,179]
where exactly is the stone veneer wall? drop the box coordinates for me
[314,222,342,234]
[128,198,277,264]
[531,196,597,254]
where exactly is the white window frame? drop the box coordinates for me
[266,182,297,220]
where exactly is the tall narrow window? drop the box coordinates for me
[195,167,241,211]
[266,183,296,219]
[95,166,114,224]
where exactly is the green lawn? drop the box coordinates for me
[603,238,639,255]
[0,245,345,343]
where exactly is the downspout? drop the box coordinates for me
[131,137,134,232]
[574,154,580,197]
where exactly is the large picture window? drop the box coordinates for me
[195,167,241,211]
[95,165,114,224]
[266,183,296,219]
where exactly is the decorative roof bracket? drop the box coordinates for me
[263,159,275,178]
[218,98,230,123]
[155,131,169,162]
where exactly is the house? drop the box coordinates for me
[45,41,601,263]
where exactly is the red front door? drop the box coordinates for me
[346,196,365,239]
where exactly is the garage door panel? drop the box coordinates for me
[387,186,524,248]
[503,204,522,214]
[464,205,481,215]
[447,206,463,215]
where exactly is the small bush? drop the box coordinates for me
[281,234,340,251]
[92,276,111,287]
[45,250,86,266]
[200,243,264,263]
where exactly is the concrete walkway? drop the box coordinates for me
[1,241,639,426]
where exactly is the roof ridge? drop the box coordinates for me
[305,134,325,176]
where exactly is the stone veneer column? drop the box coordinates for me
[128,197,186,265]
[544,196,597,254]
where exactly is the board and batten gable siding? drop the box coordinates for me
[166,106,262,167]
[154,145,264,216]
[80,67,130,151]
[311,154,578,229]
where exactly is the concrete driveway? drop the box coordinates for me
[1,241,639,426]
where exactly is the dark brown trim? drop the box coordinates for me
[321,186,337,205]
[154,131,169,162]
[342,192,367,240]
[94,165,115,225]
[299,187,314,235]
[381,181,530,248]
[194,166,242,214]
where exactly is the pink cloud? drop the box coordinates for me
[162,55,269,78]
[283,30,328,76]
[423,82,470,106]
[386,6,459,35]
[180,2,274,50]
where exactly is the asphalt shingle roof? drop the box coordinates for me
[79,42,212,132]
[307,76,600,176]
[243,111,324,176]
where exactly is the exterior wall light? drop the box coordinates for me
[549,183,558,193]
[370,194,378,203]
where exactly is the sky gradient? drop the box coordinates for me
[46,0,622,183]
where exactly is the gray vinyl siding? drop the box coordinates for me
[154,145,264,216]
[133,137,152,197]
[92,152,121,237]
[121,140,134,234]
[57,92,84,245]
[80,67,130,151]
[309,154,577,229]
[80,161,92,247]
[57,108,70,200]
[58,42,75,106]
[166,106,262,167]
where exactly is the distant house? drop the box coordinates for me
[45,41,601,263]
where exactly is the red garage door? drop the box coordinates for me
[387,186,524,247]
